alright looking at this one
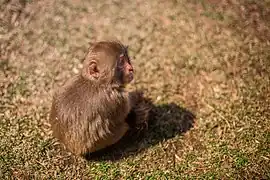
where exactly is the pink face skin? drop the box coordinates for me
[119,54,134,84]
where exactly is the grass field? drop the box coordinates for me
[1,0,270,179]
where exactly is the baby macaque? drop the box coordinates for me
[49,41,151,157]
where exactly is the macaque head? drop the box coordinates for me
[82,41,134,86]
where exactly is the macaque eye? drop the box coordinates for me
[119,54,125,65]
[119,54,124,60]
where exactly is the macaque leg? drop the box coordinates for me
[88,122,129,153]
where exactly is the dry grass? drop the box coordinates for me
[1,0,269,179]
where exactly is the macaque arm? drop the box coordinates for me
[128,90,144,108]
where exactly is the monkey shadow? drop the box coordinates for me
[85,101,196,161]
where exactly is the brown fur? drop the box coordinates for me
[49,41,150,156]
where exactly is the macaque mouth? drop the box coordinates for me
[123,73,133,84]
[128,73,134,81]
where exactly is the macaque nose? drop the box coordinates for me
[128,65,134,72]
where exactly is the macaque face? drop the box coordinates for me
[116,53,134,84]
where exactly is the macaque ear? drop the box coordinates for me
[88,61,99,78]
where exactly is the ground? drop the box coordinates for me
[0,0,270,179]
